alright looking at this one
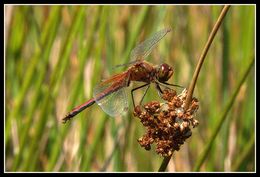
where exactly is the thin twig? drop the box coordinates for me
[158,5,231,172]
[184,5,231,111]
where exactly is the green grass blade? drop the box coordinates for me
[193,56,255,171]
[21,6,86,171]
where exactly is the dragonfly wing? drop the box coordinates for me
[94,87,129,117]
[130,28,171,61]
[93,72,129,117]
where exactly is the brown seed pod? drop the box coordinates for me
[133,88,199,157]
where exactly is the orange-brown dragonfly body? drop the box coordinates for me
[62,28,180,123]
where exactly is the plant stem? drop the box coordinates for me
[184,5,231,111]
[158,156,171,172]
[158,5,231,172]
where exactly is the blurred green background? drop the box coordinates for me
[5,5,255,172]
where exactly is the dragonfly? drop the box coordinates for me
[62,28,182,123]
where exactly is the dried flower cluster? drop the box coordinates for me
[133,88,199,157]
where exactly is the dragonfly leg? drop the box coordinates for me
[155,81,184,92]
[131,83,150,107]
[139,84,150,106]
[155,81,184,98]
[161,82,184,88]
[155,83,163,98]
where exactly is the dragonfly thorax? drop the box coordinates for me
[128,61,156,83]
[156,63,173,82]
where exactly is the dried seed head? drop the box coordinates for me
[133,88,199,157]
[192,119,199,128]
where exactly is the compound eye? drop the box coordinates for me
[157,63,173,82]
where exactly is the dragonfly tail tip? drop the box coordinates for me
[62,118,68,124]
[62,113,72,124]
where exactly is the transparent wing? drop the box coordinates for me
[130,28,171,61]
[94,87,128,117]
[93,73,129,117]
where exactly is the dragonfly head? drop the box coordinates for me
[156,63,173,82]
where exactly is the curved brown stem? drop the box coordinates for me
[184,5,231,111]
[158,5,231,172]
